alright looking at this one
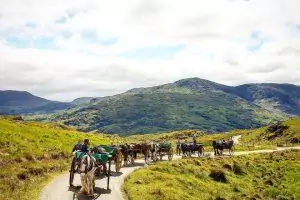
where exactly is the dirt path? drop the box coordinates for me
[40,146,299,200]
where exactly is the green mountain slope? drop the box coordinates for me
[34,78,300,135]
[0,90,74,114]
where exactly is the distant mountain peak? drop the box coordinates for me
[174,77,229,91]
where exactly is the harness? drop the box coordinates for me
[79,154,95,174]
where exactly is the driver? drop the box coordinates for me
[81,139,91,153]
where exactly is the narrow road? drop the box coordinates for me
[40,146,299,200]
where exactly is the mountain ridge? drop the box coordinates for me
[0,90,74,114]
[2,78,300,135]
[31,78,299,135]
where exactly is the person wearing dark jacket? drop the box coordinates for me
[81,139,90,153]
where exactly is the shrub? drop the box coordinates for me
[209,169,227,183]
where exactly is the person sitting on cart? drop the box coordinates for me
[82,139,91,153]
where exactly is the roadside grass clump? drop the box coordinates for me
[209,169,227,183]
[124,150,300,200]
[0,117,111,200]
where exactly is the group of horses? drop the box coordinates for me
[72,137,237,196]
[176,138,235,157]
[119,142,173,165]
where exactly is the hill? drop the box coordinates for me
[0,90,74,114]
[124,150,300,200]
[0,116,111,200]
[125,117,300,151]
[36,78,299,135]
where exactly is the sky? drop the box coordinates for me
[0,0,300,101]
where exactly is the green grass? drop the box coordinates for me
[123,150,300,200]
[0,116,111,200]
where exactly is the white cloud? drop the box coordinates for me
[0,0,300,101]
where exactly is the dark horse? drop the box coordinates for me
[212,140,234,156]
[181,143,205,157]
[120,144,135,166]
[131,142,153,164]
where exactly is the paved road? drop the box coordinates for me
[40,146,300,200]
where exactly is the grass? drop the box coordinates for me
[0,116,111,200]
[123,150,300,200]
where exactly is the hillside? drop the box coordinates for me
[35,78,300,135]
[124,150,300,200]
[71,97,94,106]
[125,117,300,150]
[0,116,111,200]
[0,90,74,114]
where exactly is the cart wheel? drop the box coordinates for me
[69,157,76,187]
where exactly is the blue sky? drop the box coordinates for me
[0,0,299,101]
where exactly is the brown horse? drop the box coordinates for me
[131,142,153,164]
[114,148,123,172]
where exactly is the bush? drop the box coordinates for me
[209,169,227,183]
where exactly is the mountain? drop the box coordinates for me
[0,90,74,114]
[38,78,300,135]
[71,97,94,106]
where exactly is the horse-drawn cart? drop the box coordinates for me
[157,142,173,161]
[69,146,115,190]
[181,143,205,157]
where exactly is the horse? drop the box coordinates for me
[150,142,159,162]
[78,154,97,196]
[91,146,123,173]
[131,142,152,164]
[120,144,135,166]
[181,143,204,157]
[212,139,234,156]
[114,148,123,172]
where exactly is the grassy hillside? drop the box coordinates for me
[124,149,300,200]
[0,116,111,200]
[125,117,300,151]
